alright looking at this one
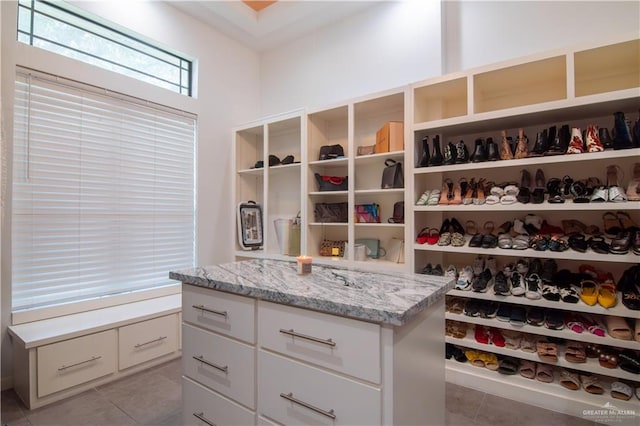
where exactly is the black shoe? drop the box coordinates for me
[545,124,570,155]
[599,127,614,149]
[443,142,456,165]
[454,140,469,163]
[486,137,499,161]
[493,271,510,296]
[529,129,549,157]
[612,111,634,150]
[470,138,487,162]
[428,135,443,166]
[418,135,430,167]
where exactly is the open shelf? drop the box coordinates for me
[413,76,468,123]
[473,56,567,114]
[575,39,640,97]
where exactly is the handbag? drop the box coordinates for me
[355,238,386,259]
[319,240,346,257]
[313,202,348,223]
[318,144,345,160]
[354,203,380,223]
[388,201,404,223]
[381,159,404,189]
[315,173,348,191]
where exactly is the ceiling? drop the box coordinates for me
[168,1,380,52]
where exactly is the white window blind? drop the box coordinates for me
[12,69,196,312]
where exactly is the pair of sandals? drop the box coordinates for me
[519,361,554,382]
[564,341,587,363]
[445,320,467,339]
[560,371,604,394]
[485,182,519,205]
[580,279,617,308]
[465,349,498,370]
[468,221,498,248]
[529,234,569,252]
[415,188,441,206]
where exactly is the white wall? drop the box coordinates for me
[260,1,444,115]
[260,0,639,116]
[0,0,260,387]
[444,1,640,73]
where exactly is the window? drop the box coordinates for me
[17,0,192,96]
[12,69,196,313]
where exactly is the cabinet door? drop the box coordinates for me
[37,330,117,397]
[258,351,381,426]
[258,301,380,383]
[183,323,256,409]
[183,285,255,343]
[118,314,178,370]
[183,376,255,426]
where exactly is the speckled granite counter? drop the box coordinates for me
[170,258,454,326]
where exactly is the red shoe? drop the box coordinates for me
[474,325,490,344]
[490,328,505,347]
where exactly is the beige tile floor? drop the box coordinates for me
[1,357,599,426]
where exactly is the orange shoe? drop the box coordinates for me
[598,282,617,309]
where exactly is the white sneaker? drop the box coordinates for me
[525,273,543,300]
[445,264,458,279]
[455,266,474,291]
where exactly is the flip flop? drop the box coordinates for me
[611,381,633,401]
[565,341,587,363]
[535,363,554,383]
[520,333,537,353]
[497,357,519,375]
[519,360,536,379]
[580,374,604,394]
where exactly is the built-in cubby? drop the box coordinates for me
[413,77,467,124]
[574,39,640,97]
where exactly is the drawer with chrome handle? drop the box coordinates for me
[258,351,381,426]
[183,376,255,426]
[183,285,255,343]
[119,314,178,370]
[183,323,256,409]
[258,300,381,383]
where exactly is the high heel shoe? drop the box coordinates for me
[450,179,463,205]
[463,178,476,205]
[517,169,531,203]
[531,169,545,204]
[474,178,486,205]
[626,163,640,201]
[566,127,585,154]
[439,179,453,205]
[607,165,628,202]
[418,135,430,167]
[585,124,604,152]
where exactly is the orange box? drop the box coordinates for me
[375,121,404,153]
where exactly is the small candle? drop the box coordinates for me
[296,255,312,275]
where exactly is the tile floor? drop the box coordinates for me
[1,357,599,426]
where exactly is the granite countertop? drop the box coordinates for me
[170,259,454,326]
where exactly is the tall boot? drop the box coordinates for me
[428,135,443,166]
[418,135,430,167]
[612,111,633,150]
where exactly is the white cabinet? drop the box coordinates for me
[183,376,255,426]
[181,283,446,426]
[37,330,117,397]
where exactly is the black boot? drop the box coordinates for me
[428,135,443,166]
[418,135,430,167]
[443,142,456,165]
[470,138,487,163]
[612,111,633,150]
[454,140,469,163]
[599,127,614,149]
[486,137,499,161]
[633,109,640,147]
[529,129,549,157]
[545,124,570,155]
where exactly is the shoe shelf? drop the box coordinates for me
[445,360,640,420]
[415,202,640,212]
[354,150,404,167]
[445,336,640,382]
[445,312,640,351]
[413,243,640,264]
[308,157,349,168]
[447,289,640,320]
[309,190,348,196]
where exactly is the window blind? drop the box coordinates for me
[12,69,196,312]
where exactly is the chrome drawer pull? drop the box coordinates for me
[280,392,336,420]
[134,336,167,348]
[193,411,216,426]
[279,328,336,347]
[58,355,102,371]
[192,355,228,373]
[192,304,227,318]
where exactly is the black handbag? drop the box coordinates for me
[388,201,404,223]
[314,202,348,223]
[315,173,348,191]
[318,144,345,160]
[381,159,404,189]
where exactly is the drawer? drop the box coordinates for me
[37,330,117,397]
[118,314,179,370]
[258,301,380,383]
[183,323,255,409]
[183,284,255,343]
[258,351,381,426]
[183,376,255,426]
